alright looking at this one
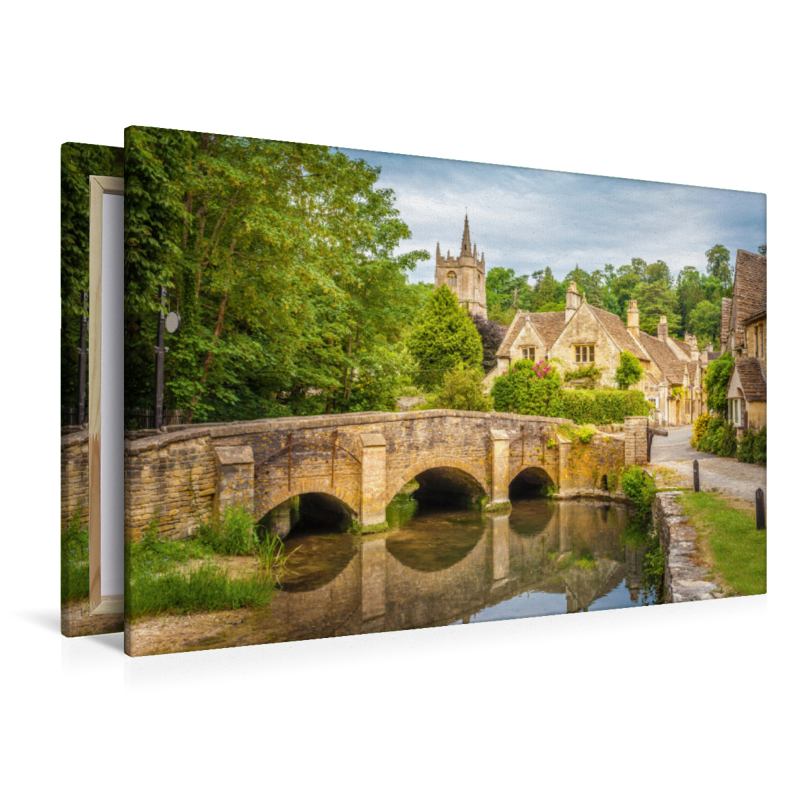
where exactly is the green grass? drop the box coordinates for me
[675,492,766,597]
[126,508,285,619]
[61,511,90,603]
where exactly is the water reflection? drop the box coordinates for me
[195,499,657,652]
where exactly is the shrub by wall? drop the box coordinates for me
[738,425,767,466]
[560,389,652,425]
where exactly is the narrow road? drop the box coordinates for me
[649,425,766,504]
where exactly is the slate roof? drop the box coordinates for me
[733,250,767,347]
[588,305,650,361]
[672,339,691,358]
[720,297,732,350]
[733,250,767,324]
[495,311,569,357]
[733,357,767,402]
[495,304,652,362]
[637,331,684,384]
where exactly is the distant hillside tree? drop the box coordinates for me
[705,244,732,292]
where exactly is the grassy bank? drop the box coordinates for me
[126,507,288,619]
[675,492,766,597]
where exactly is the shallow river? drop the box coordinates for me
[195,497,659,651]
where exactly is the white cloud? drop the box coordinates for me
[343,147,766,284]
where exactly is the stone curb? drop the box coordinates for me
[653,491,724,603]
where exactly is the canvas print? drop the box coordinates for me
[61,142,124,636]
[122,126,766,656]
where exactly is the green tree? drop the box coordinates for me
[123,128,427,421]
[686,299,723,348]
[486,267,534,317]
[758,245,766,256]
[531,266,564,311]
[705,244,732,292]
[703,352,734,416]
[407,284,483,389]
[643,260,671,286]
[635,279,681,336]
[615,350,644,390]
[61,143,124,410]
[425,364,493,412]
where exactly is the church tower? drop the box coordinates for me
[434,214,487,318]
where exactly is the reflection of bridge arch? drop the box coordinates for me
[386,455,488,503]
[255,479,359,521]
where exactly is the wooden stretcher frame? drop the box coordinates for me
[88,175,125,615]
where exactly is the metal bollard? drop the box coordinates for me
[693,459,700,492]
[756,488,766,530]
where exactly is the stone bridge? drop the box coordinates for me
[62,411,649,541]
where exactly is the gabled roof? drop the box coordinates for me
[637,331,684,384]
[495,311,567,358]
[732,357,767,402]
[672,339,691,358]
[496,302,651,362]
[588,305,650,361]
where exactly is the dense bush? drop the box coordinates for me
[615,350,645,390]
[696,415,737,458]
[691,412,712,448]
[490,359,563,416]
[703,352,734,417]
[738,425,767,466]
[620,465,657,519]
[491,358,652,424]
[424,364,493,412]
[560,389,652,425]
[198,505,260,555]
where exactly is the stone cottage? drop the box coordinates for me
[484,281,707,426]
[721,249,766,432]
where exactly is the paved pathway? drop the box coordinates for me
[650,425,766,504]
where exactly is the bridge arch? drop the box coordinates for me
[508,464,556,499]
[255,478,359,522]
[386,455,489,506]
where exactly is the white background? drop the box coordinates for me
[1,2,798,798]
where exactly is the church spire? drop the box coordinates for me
[461,214,471,255]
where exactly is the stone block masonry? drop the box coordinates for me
[652,492,723,602]
[624,416,649,466]
[64,410,644,542]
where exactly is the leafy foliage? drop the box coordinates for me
[407,284,483,389]
[703,352,734,417]
[424,364,493,412]
[123,128,429,422]
[61,143,124,408]
[560,389,652,424]
[490,359,563,416]
[615,350,644,390]
[469,313,504,371]
[691,412,712,448]
[737,425,767,466]
[620,465,656,519]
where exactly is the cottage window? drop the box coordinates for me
[729,398,742,426]
[521,346,535,361]
[574,344,595,363]
[446,271,457,289]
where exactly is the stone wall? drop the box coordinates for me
[624,416,649,465]
[61,410,643,542]
[61,430,90,532]
[652,491,723,602]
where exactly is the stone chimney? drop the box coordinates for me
[565,280,580,323]
[627,299,640,340]
[657,315,669,342]
[689,333,700,361]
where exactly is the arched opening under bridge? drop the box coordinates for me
[509,466,554,500]
[258,492,356,540]
[410,466,486,511]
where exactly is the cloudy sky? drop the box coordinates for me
[340,147,766,285]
